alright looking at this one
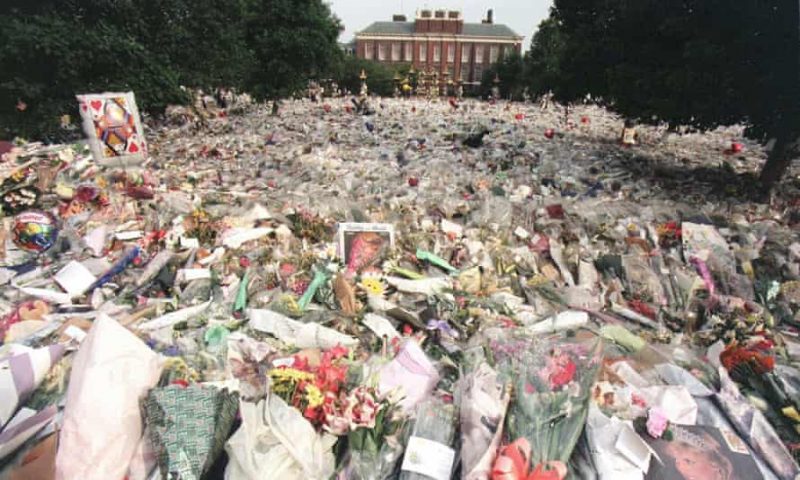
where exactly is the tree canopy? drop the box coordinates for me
[0,0,343,140]
[522,0,800,188]
[481,52,526,100]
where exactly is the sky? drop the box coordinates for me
[329,0,553,47]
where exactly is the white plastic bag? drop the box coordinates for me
[55,314,162,480]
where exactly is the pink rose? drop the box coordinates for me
[646,408,668,439]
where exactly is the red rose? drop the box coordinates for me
[543,353,577,389]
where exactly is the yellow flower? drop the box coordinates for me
[268,368,314,383]
[359,277,385,296]
[305,384,324,408]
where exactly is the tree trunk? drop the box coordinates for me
[759,131,800,190]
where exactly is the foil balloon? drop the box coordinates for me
[12,210,58,253]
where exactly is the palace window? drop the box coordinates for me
[489,45,499,63]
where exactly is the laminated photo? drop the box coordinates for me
[76,91,147,167]
[337,222,394,276]
[644,425,763,480]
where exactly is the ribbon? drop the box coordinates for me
[491,438,567,480]
[233,271,249,315]
[297,268,330,311]
[689,256,719,310]
[416,248,458,274]
[87,246,140,292]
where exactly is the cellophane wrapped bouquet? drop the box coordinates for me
[399,396,459,480]
[458,348,510,480]
[490,333,603,480]
[332,385,408,480]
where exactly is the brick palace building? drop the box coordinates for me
[354,9,524,89]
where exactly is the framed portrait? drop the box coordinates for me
[337,223,394,276]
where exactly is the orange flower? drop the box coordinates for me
[491,439,567,480]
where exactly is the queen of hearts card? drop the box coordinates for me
[76,91,147,167]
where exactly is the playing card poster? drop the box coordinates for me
[76,91,146,167]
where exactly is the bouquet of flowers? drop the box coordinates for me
[492,333,603,480]
[399,397,459,480]
[715,366,800,480]
[459,361,510,480]
[330,386,408,480]
[225,345,361,480]
[267,345,350,430]
[721,341,800,464]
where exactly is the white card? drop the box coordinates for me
[363,313,400,340]
[115,231,144,241]
[177,268,212,283]
[401,436,455,480]
[54,261,97,297]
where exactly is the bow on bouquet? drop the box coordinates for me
[491,334,604,480]
[492,438,567,480]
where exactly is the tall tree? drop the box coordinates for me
[524,17,566,98]
[332,57,404,97]
[547,0,800,189]
[481,52,526,100]
[244,0,343,101]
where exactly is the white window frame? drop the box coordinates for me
[474,45,484,63]
[364,42,374,60]
[404,42,413,61]
[378,43,387,61]
[460,66,470,82]
[419,43,427,63]
[447,44,455,63]
[391,43,401,61]
[433,44,441,62]
[489,45,499,63]
[461,44,471,63]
